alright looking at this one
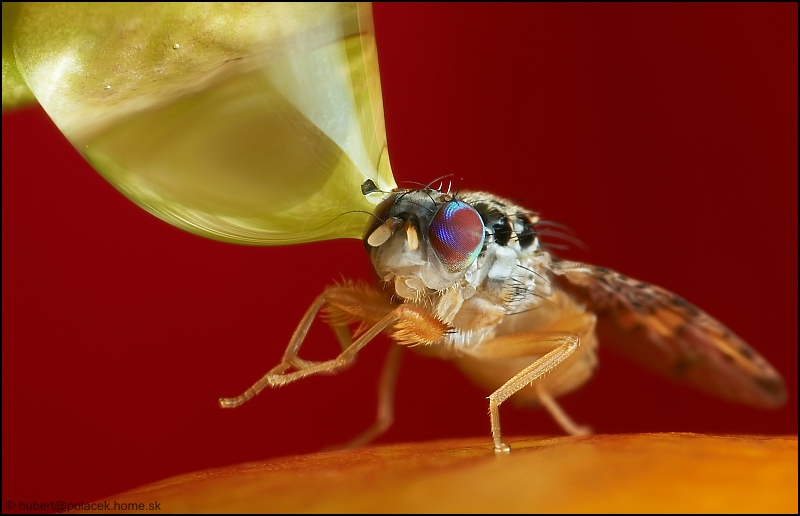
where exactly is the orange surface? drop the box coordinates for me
[99,433,797,513]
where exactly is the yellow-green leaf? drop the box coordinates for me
[2,2,37,110]
[11,2,395,244]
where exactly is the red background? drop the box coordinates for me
[3,3,797,508]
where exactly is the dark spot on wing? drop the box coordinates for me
[672,357,696,377]
[738,346,755,359]
[630,321,647,333]
[671,294,700,316]
[755,377,786,397]
[628,299,646,313]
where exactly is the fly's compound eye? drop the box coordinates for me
[429,201,485,273]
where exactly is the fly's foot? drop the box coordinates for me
[571,424,593,436]
[494,442,511,454]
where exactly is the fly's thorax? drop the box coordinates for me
[443,190,551,323]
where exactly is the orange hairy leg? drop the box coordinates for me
[218,284,449,416]
[453,293,597,448]
[467,332,583,453]
[338,345,404,449]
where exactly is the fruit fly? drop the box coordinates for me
[219,179,787,453]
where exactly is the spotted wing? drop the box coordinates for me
[549,259,787,408]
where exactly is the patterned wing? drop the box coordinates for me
[549,259,787,408]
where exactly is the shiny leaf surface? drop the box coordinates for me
[10,2,395,244]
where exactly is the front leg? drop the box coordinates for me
[218,285,397,409]
[218,284,447,410]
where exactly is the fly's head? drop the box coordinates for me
[362,181,486,300]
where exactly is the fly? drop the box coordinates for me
[219,179,787,453]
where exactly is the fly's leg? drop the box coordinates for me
[219,285,442,411]
[339,345,404,449]
[326,297,404,448]
[535,384,592,436]
[218,293,328,408]
[329,312,354,351]
[219,301,398,408]
[477,332,581,453]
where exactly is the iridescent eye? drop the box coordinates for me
[429,201,485,273]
